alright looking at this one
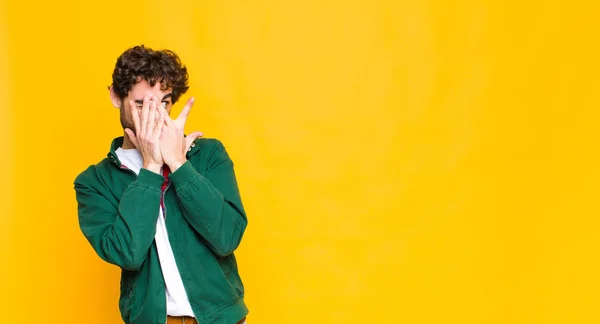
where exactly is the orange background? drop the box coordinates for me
[1,1,600,323]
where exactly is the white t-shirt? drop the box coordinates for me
[115,147,195,317]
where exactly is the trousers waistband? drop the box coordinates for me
[167,315,246,324]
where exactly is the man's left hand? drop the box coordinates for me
[158,97,204,172]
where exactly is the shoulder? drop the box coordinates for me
[188,137,233,169]
[194,137,225,151]
[190,137,228,158]
[74,158,112,188]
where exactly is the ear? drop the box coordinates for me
[109,86,122,108]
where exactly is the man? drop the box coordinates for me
[74,45,248,324]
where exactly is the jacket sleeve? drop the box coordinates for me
[75,168,164,271]
[169,140,248,256]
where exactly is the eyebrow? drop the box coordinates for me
[134,93,173,105]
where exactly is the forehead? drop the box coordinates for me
[128,79,173,98]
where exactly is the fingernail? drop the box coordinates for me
[190,97,195,102]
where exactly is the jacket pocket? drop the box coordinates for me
[228,254,245,296]
[119,272,137,321]
[217,255,244,296]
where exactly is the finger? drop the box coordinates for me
[175,97,195,125]
[140,96,151,136]
[157,101,174,126]
[147,97,157,137]
[154,110,165,140]
[164,112,175,127]
[124,128,139,148]
[129,100,141,134]
[184,131,204,151]
[157,99,167,115]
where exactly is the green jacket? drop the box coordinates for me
[74,137,248,324]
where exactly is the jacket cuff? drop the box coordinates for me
[168,161,199,189]
[135,168,166,191]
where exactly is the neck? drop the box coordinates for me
[121,132,136,149]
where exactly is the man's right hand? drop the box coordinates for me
[124,96,165,174]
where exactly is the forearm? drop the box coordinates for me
[169,161,247,256]
[76,169,164,270]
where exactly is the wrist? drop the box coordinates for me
[143,162,162,174]
[166,157,186,173]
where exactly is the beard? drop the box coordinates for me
[119,106,135,133]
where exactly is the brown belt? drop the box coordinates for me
[167,315,246,324]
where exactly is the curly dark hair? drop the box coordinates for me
[110,45,189,104]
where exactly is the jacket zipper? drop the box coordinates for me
[111,154,175,324]
[162,176,171,324]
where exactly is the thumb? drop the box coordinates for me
[184,131,204,152]
[124,128,139,148]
